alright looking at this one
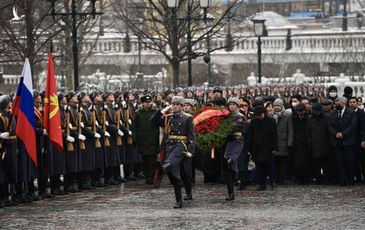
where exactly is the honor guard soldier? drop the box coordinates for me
[89,91,107,187]
[0,95,17,206]
[225,97,246,201]
[151,96,196,209]
[77,92,99,190]
[64,91,82,193]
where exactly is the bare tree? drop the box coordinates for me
[113,0,242,88]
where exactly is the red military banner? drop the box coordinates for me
[43,46,63,152]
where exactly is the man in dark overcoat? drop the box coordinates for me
[247,106,278,191]
[328,97,357,185]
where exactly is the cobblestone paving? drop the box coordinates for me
[0,176,364,230]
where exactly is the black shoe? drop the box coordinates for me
[270,182,277,190]
[12,194,28,203]
[41,190,55,199]
[94,180,106,187]
[0,201,4,208]
[145,178,154,185]
[135,174,145,179]
[239,181,246,191]
[106,179,118,185]
[28,192,39,201]
[225,194,235,201]
[256,186,266,191]
[184,194,193,200]
[72,183,80,193]
[126,176,137,181]
[4,199,16,206]
[173,201,182,209]
[162,162,172,173]
[120,178,128,183]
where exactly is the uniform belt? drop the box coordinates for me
[168,135,187,141]
[231,132,242,137]
[6,136,17,140]
[70,127,77,130]
[86,126,92,129]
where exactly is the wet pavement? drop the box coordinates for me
[0,175,364,230]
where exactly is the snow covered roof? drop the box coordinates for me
[250,11,298,29]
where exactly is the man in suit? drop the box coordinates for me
[328,97,357,185]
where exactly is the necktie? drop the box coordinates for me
[337,110,342,120]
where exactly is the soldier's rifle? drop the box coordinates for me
[115,104,122,146]
[78,104,86,150]
[102,102,110,147]
[91,105,101,148]
[65,105,74,151]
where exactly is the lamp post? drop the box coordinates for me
[167,0,212,87]
[251,18,266,84]
[46,0,103,91]
[342,0,348,31]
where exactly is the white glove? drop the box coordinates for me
[67,135,75,143]
[1,152,6,161]
[118,130,124,137]
[95,120,99,127]
[43,129,48,136]
[119,120,123,125]
[94,133,101,138]
[80,122,84,128]
[78,134,86,141]
[161,105,172,114]
[0,132,9,139]
[68,123,73,129]
[128,131,132,136]
[128,119,132,125]
[105,121,109,126]
[122,101,127,108]
[104,131,110,137]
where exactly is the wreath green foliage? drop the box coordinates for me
[196,115,233,153]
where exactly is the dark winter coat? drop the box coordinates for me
[306,113,330,158]
[328,107,357,146]
[247,116,278,163]
[132,108,160,156]
[292,113,310,167]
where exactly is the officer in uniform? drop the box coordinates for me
[64,91,82,193]
[132,95,160,185]
[151,96,196,209]
[89,91,107,187]
[78,92,99,189]
[103,92,122,185]
[224,97,246,201]
[0,95,17,206]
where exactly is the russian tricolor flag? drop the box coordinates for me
[14,59,37,166]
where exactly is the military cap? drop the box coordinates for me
[141,95,152,103]
[67,91,77,102]
[184,99,196,107]
[33,90,40,100]
[89,91,101,102]
[0,94,11,112]
[213,87,223,94]
[328,85,337,92]
[57,92,65,102]
[171,96,185,105]
[252,99,264,108]
[227,97,240,106]
[77,92,87,101]
[103,91,114,101]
